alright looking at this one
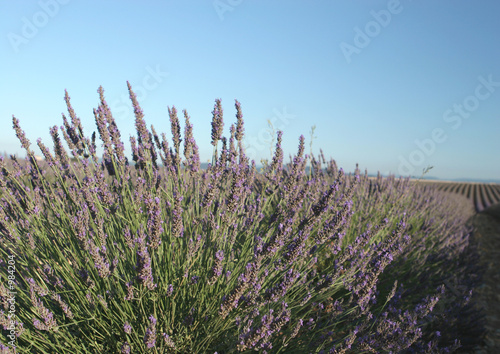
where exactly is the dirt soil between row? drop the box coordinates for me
[471,203,500,353]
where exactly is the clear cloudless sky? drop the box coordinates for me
[1,1,499,181]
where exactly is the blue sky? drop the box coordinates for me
[1,1,499,181]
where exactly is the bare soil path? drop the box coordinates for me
[471,203,500,353]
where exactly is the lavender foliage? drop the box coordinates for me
[0,85,484,352]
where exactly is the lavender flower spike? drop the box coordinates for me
[127,81,151,149]
[211,98,224,146]
[208,250,224,285]
[144,315,157,349]
[124,321,132,334]
[12,116,32,153]
[136,229,157,290]
[234,99,244,141]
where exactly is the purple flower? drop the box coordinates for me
[135,230,157,290]
[208,250,224,285]
[168,106,182,167]
[162,333,176,348]
[171,191,184,238]
[124,282,134,301]
[29,286,57,331]
[127,82,150,147]
[12,116,32,153]
[234,99,245,141]
[211,99,224,146]
[144,194,164,249]
[220,262,259,319]
[144,315,157,349]
[121,342,131,354]
[124,321,132,334]
[167,284,174,297]
[88,241,110,278]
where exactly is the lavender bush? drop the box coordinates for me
[0,84,483,353]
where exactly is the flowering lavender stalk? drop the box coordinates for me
[129,136,143,169]
[265,130,284,183]
[144,315,157,349]
[183,109,200,174]
[223,168,247,222]
[233,99,249,166]
[219,262,259,319]
[127,82,153,170]
[162,333,176,348]
[284,135,306,193]
[171,189,184,238]
[88,240,111,278]
[64,90,84,141]
[12,117,33,155]
[93,105,113,160]
[135,229,157,290]
[28,279,57,331]
[234,99,244,141]
[150,124,162,152]
[238,305,291,351]
[124,321,132,334]
[144,195,164,249]
[158,132,173,168]
[94,171,114,209]
[60,95,90,159]
[168,106,182,169]
[211,99,224,146]
[0,202,16,240]
[36,138,56,167]
[51,293,74,319]
[210,98,224,165]
[228,125,238,167]
[99,86,126,166]
[264,269,300,303]
[60,114,79,154]
[166,284,174,297]
[1,89,480,352]
[127,82,148,145]
[208,250,224,285]
[121,342,131,354]
[124,282,135,301]
[261,217,295,258]
[186,235,203,261]
[218,137,228,169]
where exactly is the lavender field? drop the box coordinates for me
[0,86,488,352]
[419,181,500,213]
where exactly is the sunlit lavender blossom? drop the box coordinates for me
[211,98,224,146]
[0,87,481,353]
[168,106,182,167]
[163,333,176,348]
[234,99,244,141]
[124,321,132,334]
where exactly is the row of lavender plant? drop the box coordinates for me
[0,84,482,353]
